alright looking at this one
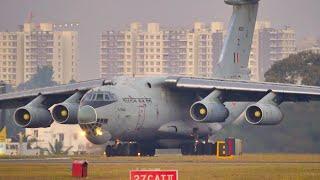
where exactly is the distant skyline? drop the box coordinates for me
[1,0,319,80]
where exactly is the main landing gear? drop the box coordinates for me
[181,129,216,155]
[181,141,216,155]
[105,142,156,157]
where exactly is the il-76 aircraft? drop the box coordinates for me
[0,0,319,156]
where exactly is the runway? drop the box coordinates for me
[0,154,319,179]
[0,155,320,164]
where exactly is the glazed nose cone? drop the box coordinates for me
[78,105,97,124]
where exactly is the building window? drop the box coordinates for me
[58,133,64,142]
[73,134,78,140]
[34,130,38,138]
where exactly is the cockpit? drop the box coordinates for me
[80,90,118,108]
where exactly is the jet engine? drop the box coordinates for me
[14,107,53,128]
[190,101,229,123]
[51,103,79,124]
[245,103,283,125]
[51,91,83,124]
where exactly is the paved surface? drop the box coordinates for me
[0,157,319,164]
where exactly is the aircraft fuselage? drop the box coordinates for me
[78,76,248,148]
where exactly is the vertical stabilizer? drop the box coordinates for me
[213,0,259,80]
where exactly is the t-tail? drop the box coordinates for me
[213,0,259,80]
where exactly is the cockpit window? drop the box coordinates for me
[81,90,118,108]
[104,94,110,101]
[84,94,93,101]
[110,93,117,100]
[92,94,97,101]
[82,91,117,102]
[96,94,104,101]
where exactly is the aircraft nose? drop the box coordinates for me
[78,105,97,124]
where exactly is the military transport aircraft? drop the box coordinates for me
[1,0,320,156]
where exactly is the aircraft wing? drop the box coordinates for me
[0,79,105,109]
[165,76,320,102]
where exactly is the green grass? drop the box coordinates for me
[0,154,320,179]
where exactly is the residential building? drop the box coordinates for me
[249,21,296,81]
[303,45,320,54]
[100,22,224,79]
[0,32,24,86]
[0,22,79,86]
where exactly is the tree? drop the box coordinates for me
[27,137,38,149]
[68,79,77,84]
[47,139,73,155]
[18,66,58,90]
[265,51,320,85]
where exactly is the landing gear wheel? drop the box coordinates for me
[105,142,156,157]
[146,148,155,156]
[181,143,193,155]
[195,142,205,155]
[181,141,216,155]
[128,143,139,156]
[105,145,114,157]
[116,143,123,156]
[139,146,156,156]
[120,143,130,156]
[204,143,215,155]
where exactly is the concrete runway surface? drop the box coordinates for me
[0,155,319,179]
[0,155,320,164]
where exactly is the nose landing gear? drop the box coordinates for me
[105,142,156,157]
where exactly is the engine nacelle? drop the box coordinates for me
[190,101,229,123]
[51,103,79,124]
[245,103,283,125]
[14,107,53,128]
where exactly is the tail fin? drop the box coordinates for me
[213,0,259,80]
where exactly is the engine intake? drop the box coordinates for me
[51,103,79,124]
[14,107,53,128]
[245,103,283,125]
[190,101,229,123]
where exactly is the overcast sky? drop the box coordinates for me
[1,0,319,80]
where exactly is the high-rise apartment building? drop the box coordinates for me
[0,32,24,86]
[0,22,79,86]
[303,46,320,54]
[249,21,296,81]
[100,22,224,79]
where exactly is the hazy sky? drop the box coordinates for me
[1,0,319,80]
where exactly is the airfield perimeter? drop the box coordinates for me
[0,154,319,179]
